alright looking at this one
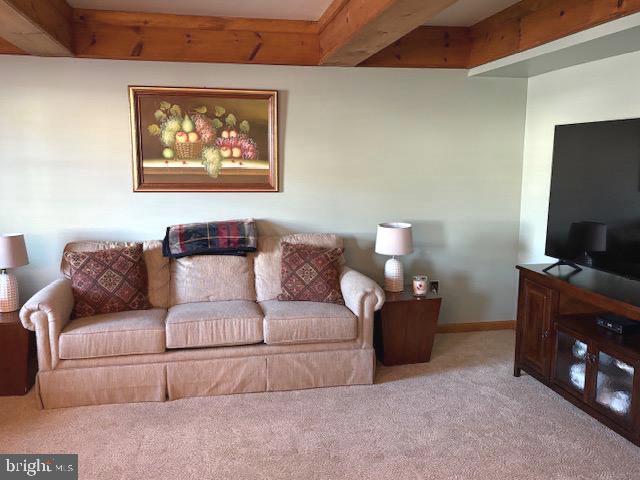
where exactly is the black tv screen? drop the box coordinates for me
[546,118,640,279]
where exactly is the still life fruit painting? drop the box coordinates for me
[129,86,278,192]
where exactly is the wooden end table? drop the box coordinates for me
[0,311,37,395]
[374,290,442,366]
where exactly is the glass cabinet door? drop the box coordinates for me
[553,329,589,398]
[594,351,635,425]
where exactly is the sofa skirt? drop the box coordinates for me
[35,348,375,409]
[38,363,167,409]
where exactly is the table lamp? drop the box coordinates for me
[0,234,29,312]
[375,222,413,292]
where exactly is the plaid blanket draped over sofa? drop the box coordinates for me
[162,219,258,258]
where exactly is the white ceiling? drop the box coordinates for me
[426,0,522,26]
[68,0,335,21]
[70,0,521,24]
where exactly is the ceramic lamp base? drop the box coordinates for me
[0,271,19,312]
[384,257,404,292]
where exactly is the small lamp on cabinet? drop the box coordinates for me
[0,234,29,313]
[375,222,413,292]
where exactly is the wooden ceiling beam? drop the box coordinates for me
[358,0,640,69]
[317,0,349,32]
[0,0,72,56]
[318,0,459,66]
[74,9,319,35]
[360,26,471,68]
[0,35,24,54]
[72,9,320,66]
[469,0,640,67]
[1,0,638,70]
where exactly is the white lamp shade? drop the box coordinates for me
[0,234,29,269]
[375,222,413,256]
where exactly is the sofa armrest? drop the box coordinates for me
[340,267,385,348]
[20,279,74,371]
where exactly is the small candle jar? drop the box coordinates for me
[413,275,428,296]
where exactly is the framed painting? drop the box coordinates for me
[129,86,278,192]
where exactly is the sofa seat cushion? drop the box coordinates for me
[59,308,167,360]
[260,300,357,345]
[166,301,263,349]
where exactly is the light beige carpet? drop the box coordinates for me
[1,331,640,479]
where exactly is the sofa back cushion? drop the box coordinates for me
[61,240,170,308]
[254,233,343,302]
[169,254,256,306]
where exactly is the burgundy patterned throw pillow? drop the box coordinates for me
[278,242,345,304]
[64,244,151,319]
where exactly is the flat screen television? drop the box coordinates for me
[546,117,640,279]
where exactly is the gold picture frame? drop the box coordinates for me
[129,86,278,192]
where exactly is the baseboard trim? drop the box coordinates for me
[436,320,515,334]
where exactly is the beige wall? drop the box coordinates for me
[0,56,527,324]
[519,51,640,264]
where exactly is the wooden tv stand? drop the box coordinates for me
[515,264,640,446]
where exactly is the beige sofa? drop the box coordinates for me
[20,233,384,409]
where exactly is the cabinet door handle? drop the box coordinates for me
[542,330,549,339]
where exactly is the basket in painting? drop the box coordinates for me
[175,141,203,160]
